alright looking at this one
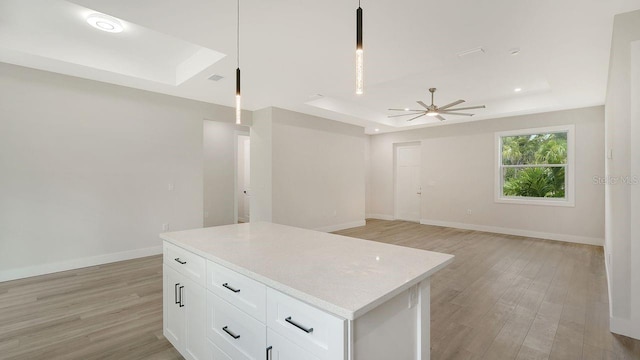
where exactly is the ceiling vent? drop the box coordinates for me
[457,47,485,59]
[208,74,224,81]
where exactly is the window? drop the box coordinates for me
[495,125,575,206]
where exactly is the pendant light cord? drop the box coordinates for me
[237,0,240,68]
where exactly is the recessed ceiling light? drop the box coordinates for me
[374,128,380,132]
[404,108,410,111]
[86,14,123,33]
[514,88,522,92]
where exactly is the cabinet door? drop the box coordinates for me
[164,265,185,350]
[267,329,320,360]
[184,278,208,360]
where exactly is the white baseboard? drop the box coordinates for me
[419,219,604,246]
[366,213,395,221]
[315,220,367,233]
[0,245,163,283]
[610,316,640,340]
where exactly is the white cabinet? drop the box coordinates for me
[206,291,266,360]
[164,244,208,360]
[163,236,442,360]
[163,265,183,347]
[267,329,319,360]
[266,288,344,360]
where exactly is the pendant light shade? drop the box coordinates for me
[356,2,363,95]
[235,0,242,124]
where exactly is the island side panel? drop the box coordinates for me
[352,279,431,360]
[417,279,430,360]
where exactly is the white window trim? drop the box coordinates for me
[494,125,575,207]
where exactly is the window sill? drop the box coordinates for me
[495,197,575,207]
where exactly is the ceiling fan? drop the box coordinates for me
[388,88,486,121]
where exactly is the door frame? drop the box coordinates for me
[393,141,421,222]
[234,130,250,224]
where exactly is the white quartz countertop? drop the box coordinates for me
[160,222,453,320]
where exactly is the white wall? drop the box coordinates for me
[0,62,246,281]
[252,107,366,232]
[203,121,250,227]
[604,9,640,340]
[250,108,273,223]
[369,107,605,245]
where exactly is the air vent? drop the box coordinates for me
[208,74,224,81]
[457,47,485,58]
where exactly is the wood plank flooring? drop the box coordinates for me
[0,219,638,359]
[335,220,640,360]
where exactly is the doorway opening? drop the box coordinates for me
[394,142,421,222]
[236,134,250,223]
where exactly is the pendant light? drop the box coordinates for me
[235,0,242,124]
[355,1,363,95]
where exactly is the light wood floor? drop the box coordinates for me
[1,220,638,359]
[336,220,640,360]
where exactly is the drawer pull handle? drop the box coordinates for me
[174,258,187,265]
[222,326,240,339]
[266,346,272,360]
[179,286,185,307]
[174,283,180,304]
[222,283,241,293]
[285,316,314,333]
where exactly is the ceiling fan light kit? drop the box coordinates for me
[388,88,486,122]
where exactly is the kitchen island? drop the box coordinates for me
[161,222,453,360]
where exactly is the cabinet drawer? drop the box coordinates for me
[207,261,266,322]
[207,292,266,360]
[266,288,345,360]
[268,328,320,360]
[164,242,206,287]
[207,339,232,360]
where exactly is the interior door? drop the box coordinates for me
[237,135,251,223]
[395,144,421,222]
[242,137,251,222]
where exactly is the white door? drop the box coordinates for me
[237,135,251,223]
[395,144,421,222]
[242,138,251,222]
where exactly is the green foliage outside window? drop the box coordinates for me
[501,132,567,198]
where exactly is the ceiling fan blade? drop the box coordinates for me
[416,101,430,109]
[407,113,427,122]
[439,112,474,116]
[388,108,424,112]
[436,115,446,121]
[439,99,465,110]
[387,112,426,118]
[441,105,486,111]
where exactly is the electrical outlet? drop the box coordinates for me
[162,223,170,231]
[168,183,175,191]
[466,209,472,215]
